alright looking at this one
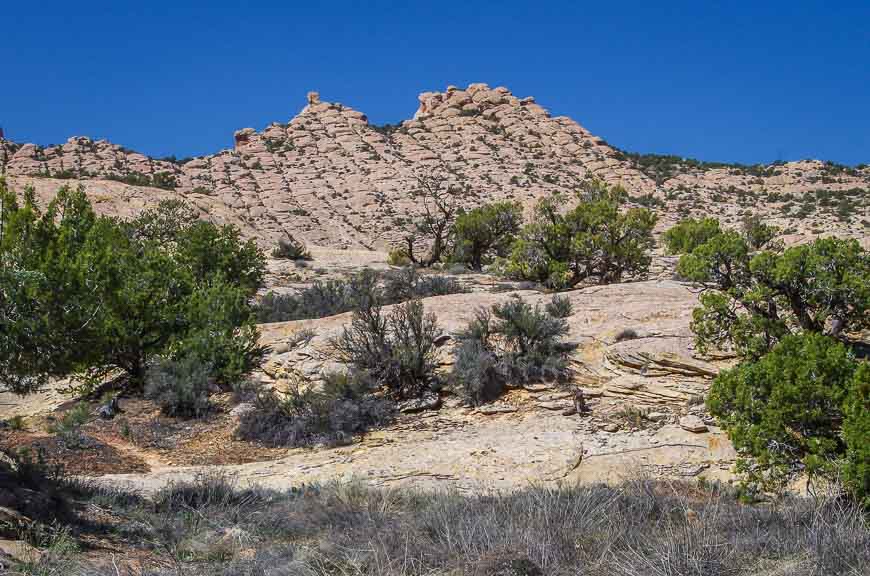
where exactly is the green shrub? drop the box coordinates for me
[680,234,869,359]
[452,296,571,405]
[235,372,394,447]
[380,266,465,303]
[145,356,213,418]
[106,170,177,190]
[451,201,523,270]
[271,235,311,260]
[256,267,465,324]
[5,415,27,431]
[545,294,574,319]
[633,193,665,209]
[0,186,266,394]
[129,198,199,245]
[708,333,868,502]
[843,363,870,507]
[387,247,412,267]
[663,217,721,254]
[504,182,656,288]
[48,403,91,449]
[331,299,442,400]
[614,328,640,342]
[173,281,267,388]
[741,213,779,250]
[452,338,502,406]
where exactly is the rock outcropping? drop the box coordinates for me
[2,83,868,250]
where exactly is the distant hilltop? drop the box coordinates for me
[2,83,868,250]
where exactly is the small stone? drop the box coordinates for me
[536,392,572,402]
[398,393,441,413]
[523,383,552,392]
[561,406,577,417]
[647,412,668,422]
[433,334,452,347]
[477,403,518,415]
[537,401,571,411]
[679,415,708,433]
[97,397,122,420]
[678,464,710,477]
[229,403,256,418]
[602,423,620,433]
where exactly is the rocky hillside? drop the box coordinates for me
[2,83,868,249]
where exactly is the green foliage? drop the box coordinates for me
[545,294,574,319]
[618,151,775,184]
[5,415,27,430]
[1,183,110,392]
[271,235,312,260]
[504,182,657,289]
[843,363,870,507]
[48,403,91,449]
[708,333,868,503]
[174,281,268,387]
[174,220,265,294]
[380,266,466,304]
[741,214,779,250]
[331,299,442,400]
[256,267,465,324]
[106,170,177,190]
[686,219,870,507]
[663,217,721,254]
[0,181,266,395]
[128,198,199,244]
[678,227,869,358]
[387,247,412,266]
[451,201,523,270]
[452,295,571,405]
[632,193,665,209]
[145,356,212,418]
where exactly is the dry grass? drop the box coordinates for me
[11,473,870,575]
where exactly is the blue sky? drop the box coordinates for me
[5,1,869,165]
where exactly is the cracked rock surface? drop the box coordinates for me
[94,280,738,493]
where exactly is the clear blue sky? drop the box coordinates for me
[5,1,869,165]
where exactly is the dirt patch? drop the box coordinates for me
[85,396,292,468]
[0,430,148,476]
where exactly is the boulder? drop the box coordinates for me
[398,393,441,413]
[679,415,708,433]
[229,403,256,418]
[96,397,122,420]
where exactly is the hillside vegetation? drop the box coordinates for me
[1,84,869,574]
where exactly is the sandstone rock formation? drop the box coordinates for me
[87,280,737,493]
[4,83,864,252]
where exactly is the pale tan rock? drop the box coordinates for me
[0,540,40,563]
[477,404,518,415]
[679,415,708,433]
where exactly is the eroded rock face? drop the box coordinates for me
[3,83,866,252]
[96,280,737,494]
